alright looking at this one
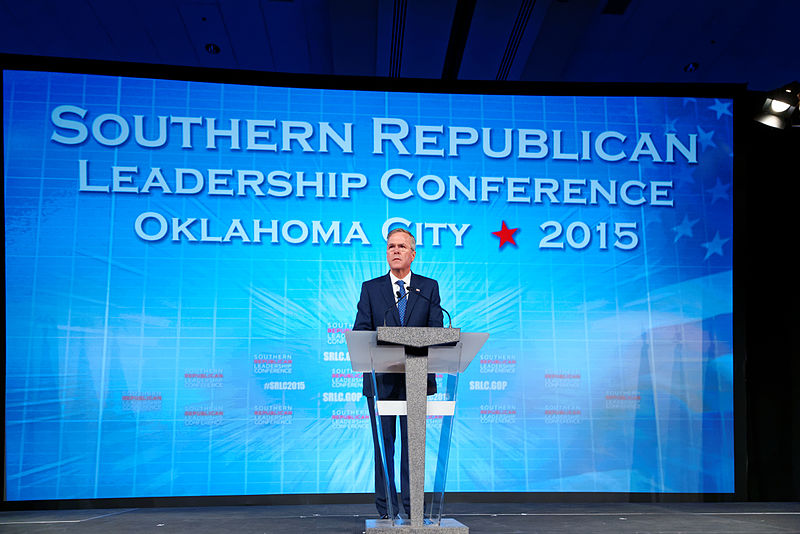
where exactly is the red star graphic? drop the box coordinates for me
[492,221,518,248]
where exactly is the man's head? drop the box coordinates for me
[386,228,416,277]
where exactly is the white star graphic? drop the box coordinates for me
[707,177,731,203]
[701,231,730,260]
[673,214,699,242]
[697,126,716,151]
[664,116,678,134]
[708,99,733,120]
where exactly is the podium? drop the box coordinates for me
[346,327,488,533]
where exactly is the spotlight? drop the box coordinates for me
[755,82,800,129]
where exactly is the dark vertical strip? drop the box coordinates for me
[496,0,535,81]
[390,0,407,77]
[441,0,477,80]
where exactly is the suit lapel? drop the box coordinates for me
[405,273,420,324]
[380,273,401,326]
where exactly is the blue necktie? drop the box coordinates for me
[396,280,406,326]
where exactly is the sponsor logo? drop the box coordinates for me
[544,370,581,389]
[254,403,293,425]
[544,405,582,424]
[184,368,223,388]
[479,404,517,424]
[331,409,369,429]
[253,353,293,374]
[122,392,162,412]
[331,368,361,388]
[479,354,516,374]
[604,390,641,409]
[327,322,350,345]
[184,405,223,426]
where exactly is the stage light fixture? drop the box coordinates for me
[755,82,800,129]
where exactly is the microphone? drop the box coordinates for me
[380,286,454,328]
[382,287,412,326]
[406,286,453,329]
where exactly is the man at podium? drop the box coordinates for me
[353,227,444,519]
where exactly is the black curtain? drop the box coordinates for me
[742,91,800,500]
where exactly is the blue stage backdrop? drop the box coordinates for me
[3,69,734,500]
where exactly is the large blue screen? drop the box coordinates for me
[3,70,734,500]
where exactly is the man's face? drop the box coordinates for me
[386,232,416,273]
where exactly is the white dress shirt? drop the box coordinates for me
[389,271,412,304]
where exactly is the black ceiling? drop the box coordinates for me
[0,0,798,92]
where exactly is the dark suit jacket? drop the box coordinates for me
[353,272,444,398]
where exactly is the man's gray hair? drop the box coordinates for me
[387,228,416,251]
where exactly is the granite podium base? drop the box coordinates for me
[365,517,468,534]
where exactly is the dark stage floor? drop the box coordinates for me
[1,502,799,533]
